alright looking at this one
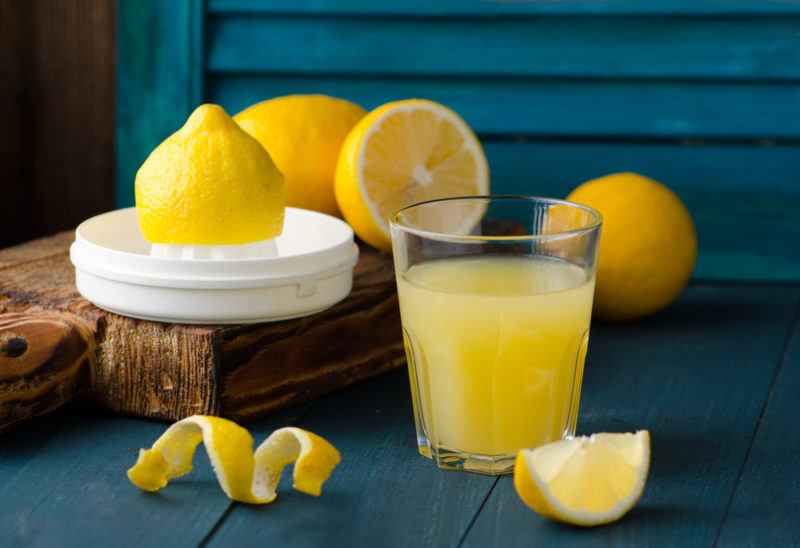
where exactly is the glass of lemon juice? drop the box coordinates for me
[390,196,602,474]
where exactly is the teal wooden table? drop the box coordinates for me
[1,281,798,546]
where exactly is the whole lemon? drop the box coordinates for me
[567,173,697,321]
[235,95,367,217]
[135,104,285,246]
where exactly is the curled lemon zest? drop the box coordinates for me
[127,415,340,504]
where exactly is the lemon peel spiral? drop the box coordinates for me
[127,415,340,504]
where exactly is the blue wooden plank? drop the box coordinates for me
[715,307,800,546]
[482,141,800,282]
[0,404,309,546]
[205,370,497,547]
[116,0,204,208]
[210,75,800,140]
[207,15,800,80]
[462,285,800,547]
[208,0,800,16]
[0,413,69,490]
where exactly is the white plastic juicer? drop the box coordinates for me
[70,208,359,324]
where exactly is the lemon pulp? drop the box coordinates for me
[335,99,489,250]
[514,430,650,526]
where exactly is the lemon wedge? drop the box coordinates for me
[335,99,489,250]
[514,430,650,526]
[127,415,340,504]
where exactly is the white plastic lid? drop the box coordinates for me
[70,208,359,324]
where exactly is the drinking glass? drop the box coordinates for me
[389,196,602,474]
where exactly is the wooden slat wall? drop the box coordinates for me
[207,0,800,16]
[0,2,27,248]
[116,0,204,208]
[117,0,800,282]
[0,0,116,248]
[207,16,800,80]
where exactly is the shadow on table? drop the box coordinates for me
[594,283,786,333]
[541,502,689,535]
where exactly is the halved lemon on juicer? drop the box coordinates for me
[71,102,358,324]
[514,430,650,527]
[135,104,285,249]
[335,99,489,250]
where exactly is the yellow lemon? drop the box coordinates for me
[334,99,489,251]
[514,431,650,527]
[235,94,367,217]
[135,104,284,245]
[127,415,340,504]
[567,173,697,321]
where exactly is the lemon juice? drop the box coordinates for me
[397,255,595,469]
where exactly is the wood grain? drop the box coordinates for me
[0,411,69,492]
[208,0,800,16]
[0,405,307,546]
[0,313,94,431]
[211,75,800,140]
[482,141,800,282]
[116,0,203,208]
[716,305,800,546]
[120,0,800,285]
[462,285,800,546]
[0,0,115,247]
[206,369,498,547]
[0,1,26,248]
[0,232,404,425]
[0,285,798,545]
[207,16,800,80]
[219,250,405,420]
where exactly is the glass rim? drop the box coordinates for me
[389,195,602,243]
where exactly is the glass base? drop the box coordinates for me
[417,443,516,475]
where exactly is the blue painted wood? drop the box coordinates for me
[205,370,497,547]
[116,0,204,208]
[117,1,800,281]
[207,15,800,80]
[462,285,800,546]
[0,404,311,547]
[210,75,800,140]
[716,307,800,546]
[0,287,798,545]
[0,413,69,490]
[484,141,800,282]
[208,0,800,16]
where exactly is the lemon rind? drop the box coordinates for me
[520,430,650,526]
[127,416,341,505]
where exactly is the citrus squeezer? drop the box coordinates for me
[70,103,359,324]
[69,207,358,324]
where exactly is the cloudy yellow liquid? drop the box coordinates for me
[398,255,594,459]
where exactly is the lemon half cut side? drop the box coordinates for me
[335,99,489,250]
[514,430,650,526]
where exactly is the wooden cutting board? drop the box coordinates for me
[0,232,405,431]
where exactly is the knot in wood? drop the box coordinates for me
[0,334,28,358]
